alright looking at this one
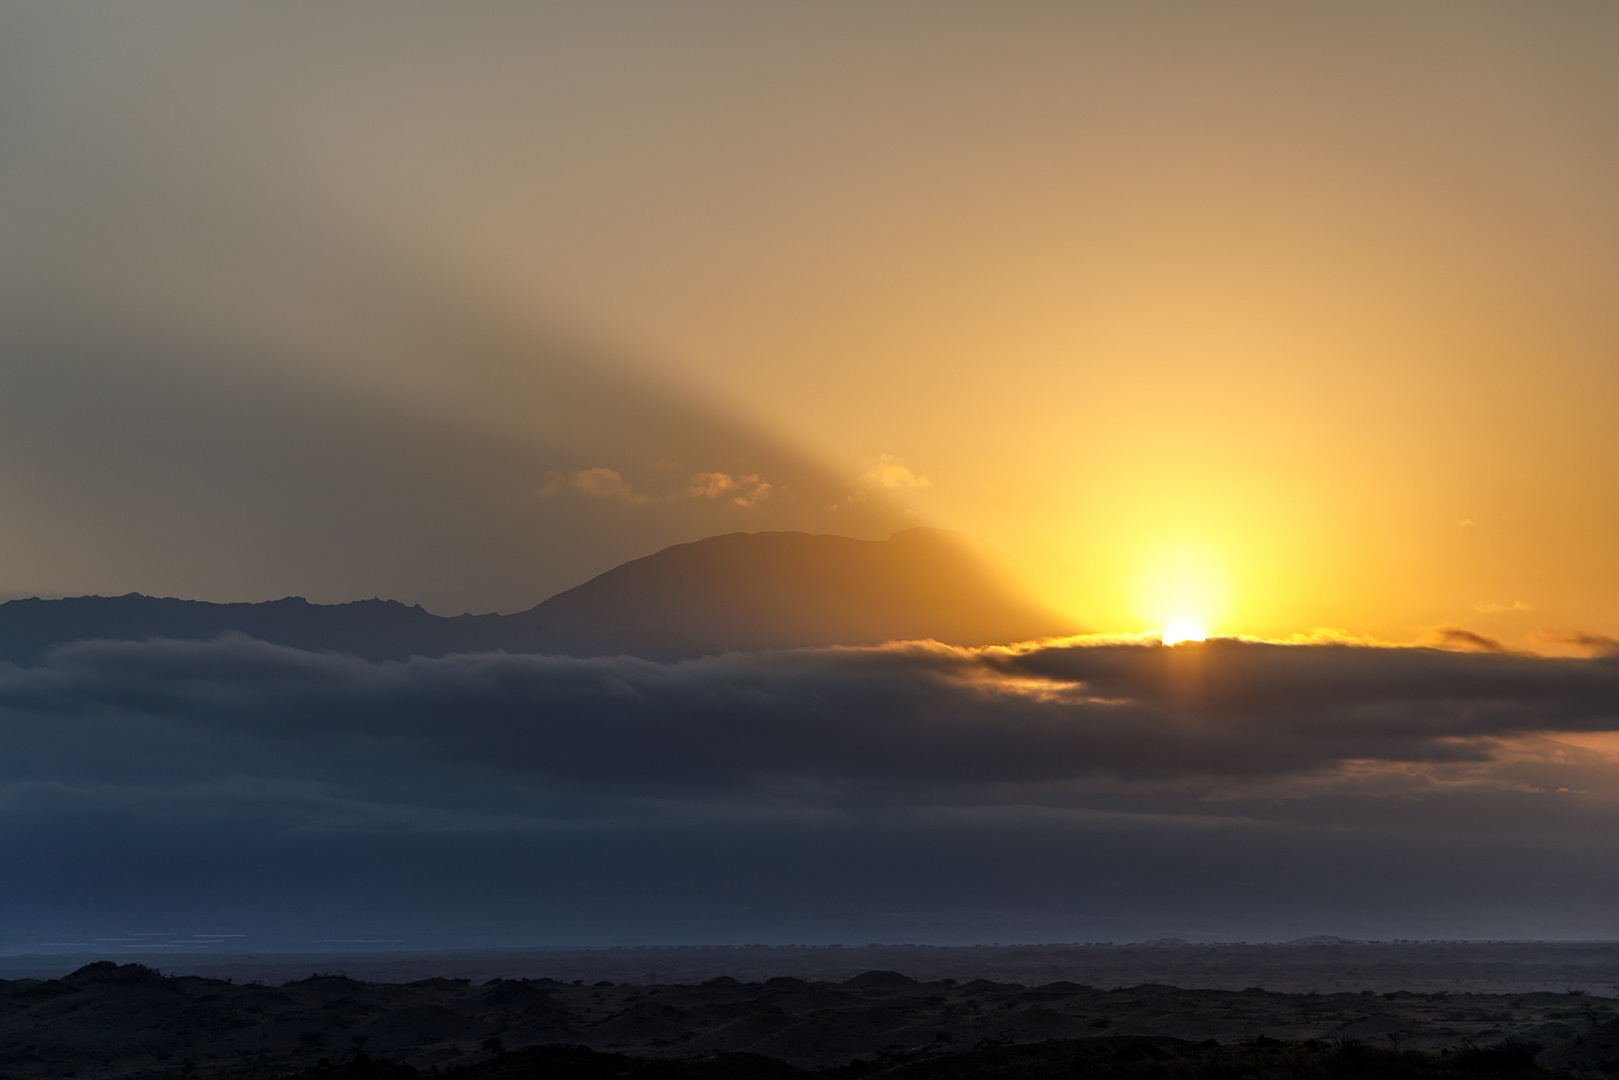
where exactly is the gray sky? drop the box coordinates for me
[2,4,920,610]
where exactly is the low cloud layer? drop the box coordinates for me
[9,635,1619,791]
[2,635,1619,947]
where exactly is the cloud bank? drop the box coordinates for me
[11,635,1619,790]
[3,635,1619,947]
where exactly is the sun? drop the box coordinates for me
[1162,619,1206,645]
[1134,541,1232,639]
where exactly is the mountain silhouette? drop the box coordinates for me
[0,529,1075,663]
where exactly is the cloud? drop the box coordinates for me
[540,467,646,502]
[686,472,772,508]
[1528,630,1619,659]
[5,634,1619,942]
[540,468,776,508]
[1559,632,1619,657]
[859,454,930,490]
[7,634,1619,795]
[1473,600,1532,615]
[1417,625,1507,653]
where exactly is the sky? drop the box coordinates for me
[4,2,1618,642]
[4,4,1619,949]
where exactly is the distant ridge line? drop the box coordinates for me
[0,529,1076,664]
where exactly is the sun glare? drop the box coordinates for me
[1162,619,1207,645]
[1133,542,1232,639]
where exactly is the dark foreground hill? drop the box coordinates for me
[0,962,1603,1079]
[0,529,1075,664]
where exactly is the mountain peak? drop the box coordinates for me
[511,528,1075,657]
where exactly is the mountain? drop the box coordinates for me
[505,528,1074,656]
[0,593,482,663]
[0,529,1076,664]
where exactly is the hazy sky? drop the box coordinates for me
[5,3,1618,641]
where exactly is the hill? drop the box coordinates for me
[0,529,1074,663]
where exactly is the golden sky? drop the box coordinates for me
[4,3,1619,644]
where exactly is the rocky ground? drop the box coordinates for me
[2,962,1618,1079]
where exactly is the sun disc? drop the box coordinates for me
[1163,619,1206,645]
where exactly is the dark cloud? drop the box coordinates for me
[2,634,1619,945]
[6,636,1619,797]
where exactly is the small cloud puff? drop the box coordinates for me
[540,467,646,503]
[859,454,930,490]
[687,472,771,508]
[542,467,774,507]
[1529,630,1619,659]
[1474,600,1533,615]
[1420,625,1508,653]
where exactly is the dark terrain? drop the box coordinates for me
[13,943,1612,999]
[3,960,1616,1079]
[0,529,1074,664]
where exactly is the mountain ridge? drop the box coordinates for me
[0,529,1076,663]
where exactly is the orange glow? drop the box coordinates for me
[13,6,1616,649]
